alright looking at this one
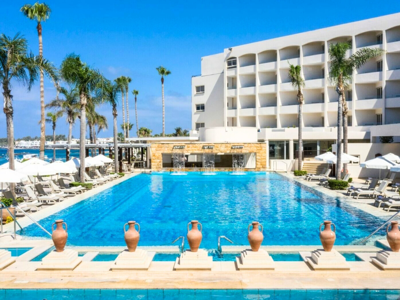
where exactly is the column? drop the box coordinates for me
[224,51,228,128]
[352,35,357,126]
[266,140,269,169]
[382,30,387,125]
[276,50,281,128]
[255,53,260,129]
[317,140,320,156]
[324,41,329,127]
[237,56,241,127]
[289,139,294,160]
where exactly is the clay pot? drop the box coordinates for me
[1,207,15,222]
[187,220,202,252]
[124,221,140,252]
[387,221,400,252]
[52,220,68,252]
[319,220,336,252]
[247,221,264,252]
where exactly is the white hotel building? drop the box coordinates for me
[191,13,400,166]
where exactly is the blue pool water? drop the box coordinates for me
[0,248,31,257]
[20,172,384,248]
[0,148,82,165]
[1,289,399,299]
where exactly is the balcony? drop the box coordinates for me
[355,98,383,110]
[240,108,256,116]
[280,57,300,68]
[280,82,294,91]
[259,84,277,94]
[259,61,277,72]
[227,68,237,77]
[280,105,299,114]
[258,107,277,115]
[227,89,237,97]
[303,54,325,65]
[355,71,382,83]
[357,44,383,51]
[303,103,324,113]
[304,78,325,89]
[387,41,400,53]
[240,65,256,74]
[227,109,237,117]
[387,69,400,80]
[240,87,256,95]
[386,96,400,108]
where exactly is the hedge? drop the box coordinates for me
[294,170,307,176]
[70,182,93,190]
[328,180,349,190]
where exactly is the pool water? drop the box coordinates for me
[0,248,32,257]
[20,172,384,248]
[1,289,399,299]
[341,253,363,262]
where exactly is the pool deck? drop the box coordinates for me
[1,171,400,290]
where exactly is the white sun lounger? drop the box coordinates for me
[353,181,389,200]
[307,169,331,181]
[305,168,327,180]
[347,178,378,196]
[25,186,57,205]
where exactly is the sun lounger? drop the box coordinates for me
[305,168,327,180]
[307,169,331,181]
[58,178,86,193]
[353,181,389,200]
[379,197,400,211]
[84,173,103,185]
[35,184,65,201]
[25,186,56,205]
[94,169,114,181]
[3,191,40,212]
[347,178,378,196]
[381,173,396,184]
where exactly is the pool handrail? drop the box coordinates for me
[171,236,185,253]
[218,235,234,253]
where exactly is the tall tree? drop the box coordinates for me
[45,111,63,161]
[45,86,79,146]
[102,80,120,172]
[138,127,152,137]
[94,113,108,144]
[60,54,103,182]
[329,43,383,179]
[288,64,305,171]
[115,77,126,139]
[0,34,57,179]
[21,2,51,160]
[125,77,131,138]
[156,66,171,136]
[132,90,139,137]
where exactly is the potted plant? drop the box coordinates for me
[1,198,15,222]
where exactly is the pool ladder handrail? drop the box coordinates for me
[218,235,234,253]
[172,236,185,253]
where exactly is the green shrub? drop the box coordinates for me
[1,198,13,207]
[328,180,349,190]
[348,178,353,183]
[118,172,125,177]
[294,170,307,176]
[70,182,93,190]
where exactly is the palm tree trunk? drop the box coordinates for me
[68,121,73,145]
[88,124,94,157]
[121,92,126,139]
[336,87,343,180]
[343,111,348,175]
[79,94,86,183]
[298,101,303,170]
[162,78,165,137]
[4,90,16,203]
[92,126,96,156]
[52,124,56,162]
[37,22,46,160]
[126,89,129,139]
[113,109,119,173]
[135,96,139,137]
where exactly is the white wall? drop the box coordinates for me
[199,127,258,143]
[259,94,277,107]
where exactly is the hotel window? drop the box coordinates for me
[377,114,382,125]
[195,86,205,94]
[347,90,352,101]
[377,60,383,72]
[377,34,383,45]
[227,58,237,69]
[348,116,352,126]
[377,87,383,99]
[195,123,205,130]
[196,104,205,112]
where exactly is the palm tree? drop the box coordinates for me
[138,127,152,137]
[94,113,108,144]
[329,43,383,179]
[60,54,103,182]
[156,66,171,136]
[115,77,126,139]
[0,34,57,175]
[288,64,305,171]
[102,80,120,172]
[21,2,51,160]
[125,77,132,138]
[45,111,63,161]
[132,90,139,137]
[45,86,79,146]
[121,123,133,133]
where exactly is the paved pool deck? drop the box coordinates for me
[1,171,400,290]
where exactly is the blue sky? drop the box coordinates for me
[1,0,399,139]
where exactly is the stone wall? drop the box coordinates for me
[150,143,266,171]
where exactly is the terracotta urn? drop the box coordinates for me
[1,207,15,222]
[52,219,68,252]
[319,220,336,252]
[248,221,264,251]
[387,221,400,252]
[124,221,140,252]
[187,220,202,252]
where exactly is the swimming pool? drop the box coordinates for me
[20,172,384,248]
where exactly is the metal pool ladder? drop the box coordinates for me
[172,236,185,253]
[218,236,234,255]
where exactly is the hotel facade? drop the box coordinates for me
[191,13,400,170]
